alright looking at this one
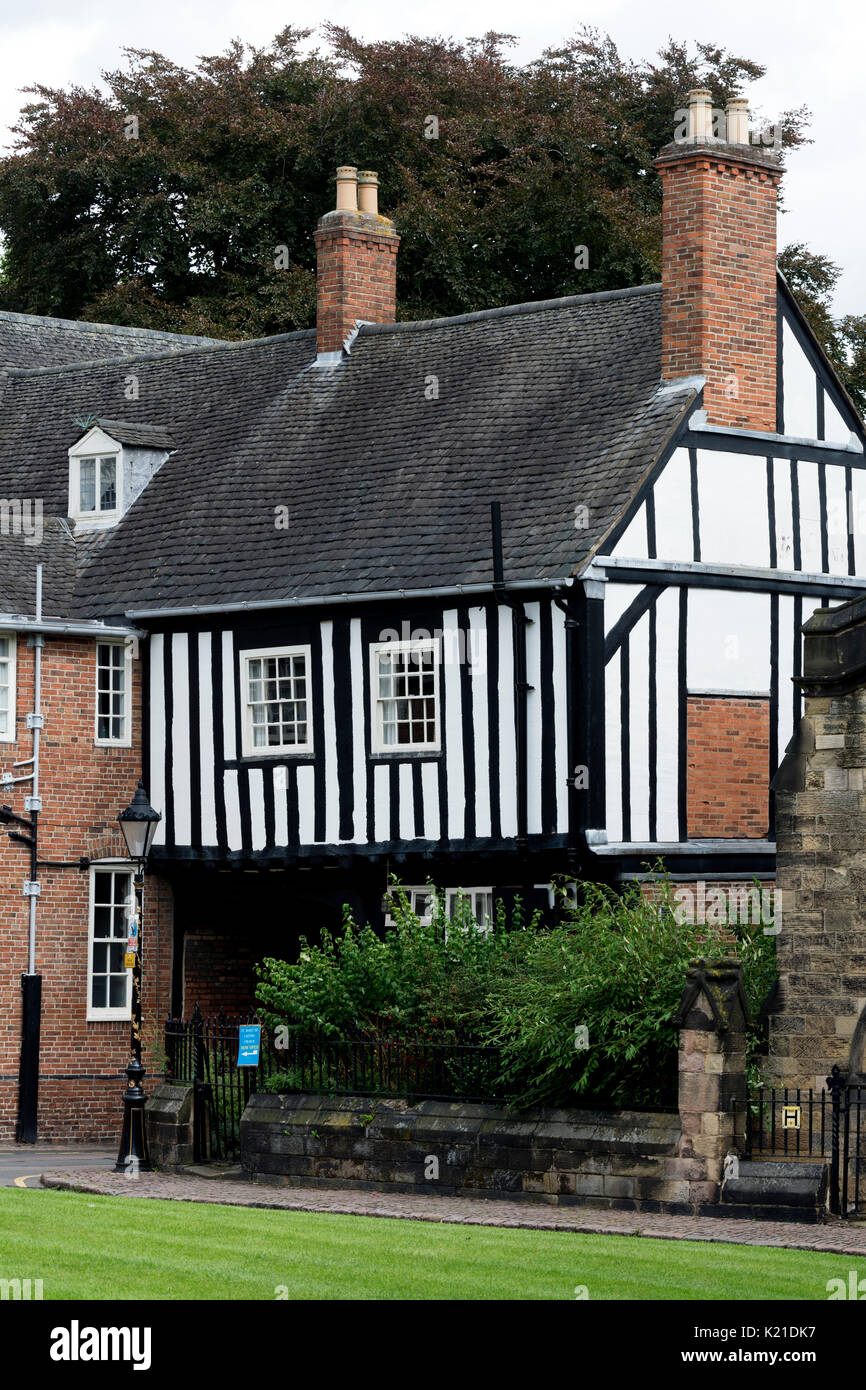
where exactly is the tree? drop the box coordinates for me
[778,243,866,414]
[0,26,811,340]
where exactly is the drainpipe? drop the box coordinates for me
[15,565,44,1142]
[28,567,43,974]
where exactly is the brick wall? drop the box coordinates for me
[315,210,400,354]
[182,933,260,1017]
[0,634,173,1141]
[687,695,770,837]
[654,144,782,432]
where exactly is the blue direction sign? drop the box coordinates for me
[237,1024,261,1067]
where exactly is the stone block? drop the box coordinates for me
[572,1174,605,1196]
[602,1175,635,1198]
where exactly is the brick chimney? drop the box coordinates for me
[314,166,400,359]
[654,90,783,432]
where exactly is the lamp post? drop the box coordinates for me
[114,781,161,1174]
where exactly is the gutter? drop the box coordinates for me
[125,576,575,621]
[0,615,145,638]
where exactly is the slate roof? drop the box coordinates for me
[0,518,77,616]
[0,285,698,621]
[92,420,176,451]
[0,309,220,371]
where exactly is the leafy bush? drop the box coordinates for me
[255,871,777,1110]
[477,877,776,1109]
[255,882,541,1041]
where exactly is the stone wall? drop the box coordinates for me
[145,1083,194,1169]
[239,957,748,1214]
[242,1094,689,1208]
[771,595,866,1091]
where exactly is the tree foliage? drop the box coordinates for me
[0,26,810,338]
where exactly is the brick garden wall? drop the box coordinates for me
[0,636,173,1141]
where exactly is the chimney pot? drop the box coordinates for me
[725,97,750,146]
[687,88,714,143]
[335,166,358,213]
[358,171,379,216]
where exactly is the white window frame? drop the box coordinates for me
[94,640,133,747]
[384,886,494,930]
[384,886,438,926]
[240,644,314,758]
[69,453,122,523]
[370,638,441,754]
[446,887,495,931]
[0,632,16,744]
[86,863,135,1022]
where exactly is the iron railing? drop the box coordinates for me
[164,1008,506,1160]
[270,1030,505,1104]
[165,1006,271,1161]
[741,1066,866,1217]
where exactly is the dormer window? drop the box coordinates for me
[78,455,118,515]
[67,419,174,532]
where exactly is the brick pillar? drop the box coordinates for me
[653,110,782,432]
[771,595,866,1090]
[672,957,750,1204]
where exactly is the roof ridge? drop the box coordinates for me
[5,325,318,379]
[0,307,221,345]
[360,282,662,336]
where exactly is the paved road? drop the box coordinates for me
[0,1144,115,1187]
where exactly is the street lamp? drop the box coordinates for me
[114,781,161,1174]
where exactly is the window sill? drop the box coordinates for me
[370,748,442,759]
[236,750,315,762]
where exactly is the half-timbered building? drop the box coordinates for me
[0,88,862,1136]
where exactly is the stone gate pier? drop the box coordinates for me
[771,593,866,1090]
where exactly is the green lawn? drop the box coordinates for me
[0,1189,861,1300]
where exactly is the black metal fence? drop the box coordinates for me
[165,1007,271,1162]
[742,1066,866,1217]
[271,1030,505,1105]
[164,1008,505,1161]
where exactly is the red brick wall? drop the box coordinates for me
[687,695,770,838]
[0,635,173,1141]
[655,146,782,432]
[640,877,776,937]
[182,933,260,1018]
[315,211,400,354]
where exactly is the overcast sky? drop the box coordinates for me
[0,0,863,313]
